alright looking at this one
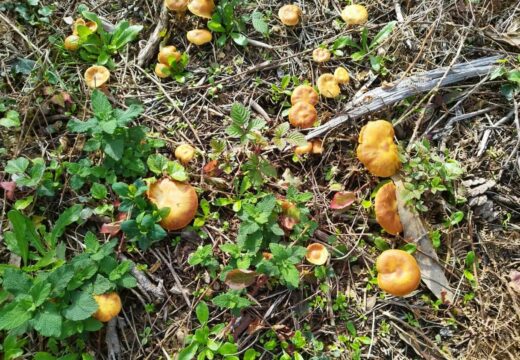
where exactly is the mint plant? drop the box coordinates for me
[225,103,266,144]
[4,157,61,196]
[207,0,248,47]
[256,243,306,289]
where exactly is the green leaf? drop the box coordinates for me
[104,138,124,160]
[0,110,20,128]
[2,268,32,295]
[231,32,248,46]
[91,89,112,120]
[13,195,34,210]
[207,20,225,33]
[63,291,98,321]
[286,130,307,147]
[369,21,397,50]
[67,118,98,133]
[0,301,32,330]
[90,183,107,200]
[166,161,188,181]
[93,274,113,294]
[48,204,83,247]
[30,281,52,307]
[5,157,29,174]
[114,104,143,126]
[147,154,169,175]
[7,210,45,264]
[251,12,269,36]
[196,302,209,324]
[280,265,300,288]
[178,343,199,360]
[32,308,62,337]
[218,342,238,355]
[111,25,143,49]
[230,103,250,125]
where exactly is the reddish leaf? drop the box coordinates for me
[203,160,218,176]
[509,270,520,294]
[330,191,356,210]
[0,181,16,200]
[224,269,257,290]
[247,318,267,335]
[116,212,127,221]
[280,215,298,231]
[100,222,121,236]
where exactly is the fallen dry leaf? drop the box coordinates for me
[392,174,454,304]
[224,269,257,290]
[100,222,122,236]
[330,191,357,211]
[0,181,16,200]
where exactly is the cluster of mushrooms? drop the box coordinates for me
[356,120,421,297]
[63,17,98,52]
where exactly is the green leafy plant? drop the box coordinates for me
[256,243,306,288]
[0,0,54,26]
[272,122,307,150]
[251,11,269,38]
[490,61,520,100]
[270,75,300,105]
[0,109,20,128]
[211,291,252,317]
[5,157,62,196]
[207,0,248,47]
[188,244,220,277]
[0,334,26,360]
[156,52,191,83]
[225,103,266,144]
[73,10,142,67]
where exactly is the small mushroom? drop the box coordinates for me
[84,65,110,89]
[311,139,323,154]
[187,0,215,19]
[291,85,318,106]
[64,35,80,51]
[356,120,400,177]
[288,102,317,129]
[294,141,313,155]
[306,243,329,265]
[312,48,331,63]
[155,63,170,78]
[147,178,198,231]
[158,45,182,66]
[175,144,196,164]
[93,292,122,322]
[187,29,213,45]
[341,4,368,26]
[73,18,98,34]
[165,0,188,12]
[334,67,350,84]
[317,74,340,99]
[374,182,403,235]
[376,249,421,296]
[278,4,301,26]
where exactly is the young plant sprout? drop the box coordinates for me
[187,29,213,45]
[278,4,302,26]
[165,0,188,12]
[64,35,80,51]
[341,4,369,26]
[317,74,340,98]
[84,65,110,89]
[175,143,196,164]
[188,0,215,19]
[376,249,421,296]
[312,48,331,63]
[334,67,350,84]
[147,178,198,230]
[158,45,181,65]
[306,243,329,265]
[374,182,403,235]
[93,292,122,322]
[291,84,319,105]
[356,120,400,177]
[288,101,317,128]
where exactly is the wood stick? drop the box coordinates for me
[137,5,170,67]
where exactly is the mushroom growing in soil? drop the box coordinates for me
[288,102,317,129]
[147,178,198,231]
[294,141,314,155]
[84,65,110,89]
[356,120,400,177]
[155,63,170,78]
[73,18,98,35]
[165,0,188,12]
[175,144,196,164]
[93,292,122,322]
[312,48,331,63]
[341,4,368,26]
[374,182,403,235]
[188,0,215,19]
[334,67,350,84]
[317,74,340,99]
[187,29,213,45]
[376,249,421,296]
[278,4,301,26]
[291,85,319,106]
[64,35,80,51]
[158,45,181,65]
[306,243,329,265]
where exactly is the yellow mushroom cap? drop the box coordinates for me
[311,139,323,154]
[147,178,198,231]
[64,35,80,51]
[374,182,403,235]
[356,120,401,177]
[376,249,421,296]
[155,63,170,79]
[93,292,122,322]
[306,243,329,265]
[291,85,319,106]
[341,4,368,26]
[288,102,317,129]
[188,0,215,19]
[175,144,196,164]
[158,46,182,66]
[294,141,313,155]
[165,0,188,11]
[334,67,350,84]
[312,48,331,63]
[187,29,213,45]
[317,74,340,99]
[278,4,301,26]
[84,65,110,89]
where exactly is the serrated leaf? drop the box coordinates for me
[5,157,29,174]
[63,291,98,321]
[230,103,250,125]
[286,130,307,147]
[0,301,32,330]
[251,11,269,36]
[104,138,124,160]
[91,89,112,120]
[166,161,188,181]
[248,117,266,132]
[32,308,62,337]
[93,274,113,295]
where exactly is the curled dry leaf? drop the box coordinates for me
[100,222,122,236]
[0,181,16,200]
[509,270,520,294]
[330,191,356,211]
[203,160,219,176]
[225,269,257,290]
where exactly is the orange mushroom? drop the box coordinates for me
[288,102,317,129]
[278,4,301,26]
[306,243,329,265]
[187,0,215,19]
[291,85,318,106]
[84,65,110,89]
[334,67,350,84]
[158,46,181,66]
[93,292,122,322]
[155,63,170,78]
[294,141,313,155]
[73,18,98,34]
[175,144,196,164]
[187,29,213,45]
[64,35,80,51]
[165,0,188,12]
[317,74,340,99]
[310,139,323,154]
[376,249,421,296]
[341,4,368,26]
[147,178,198,231]
[356,120,400,177]
[374,182,403,235]
[312,48,331,63]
